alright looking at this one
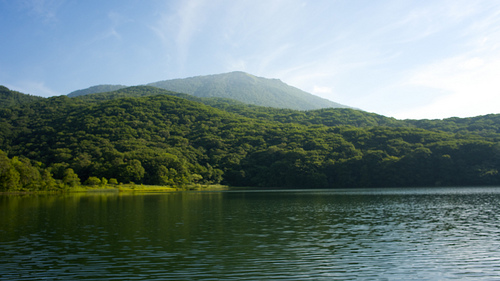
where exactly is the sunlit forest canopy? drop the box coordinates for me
[1,85,500,191]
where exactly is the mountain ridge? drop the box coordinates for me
[68,84,127,97]
[65,84,500,140]
[0,86,44,108]
[147,71,349,110]
[66,71,350,110]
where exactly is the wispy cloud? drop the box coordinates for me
[400,53,500,119]
[208,0,500,119]
[288,0,500,118]
[19,0,65,23]
[151,0,210,72]
[175,0,209,60]
[369,0,482,45]
[104,11,130,41]
[312,86,333,95]
[388,1,500,119]
[6,0,499,119]
[150,0,306,77]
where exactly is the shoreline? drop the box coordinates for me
[0,184,231,195]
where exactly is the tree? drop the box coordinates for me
[10,156,41,190]
[63,168,80,187]
[100,177,108,186]
[122,159,145,183]
[40,169,58,190]
[84,176,101,186]
[0,151,21,191]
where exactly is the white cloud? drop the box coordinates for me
[394,53,500,119]
[7,80,60,97]
[175,0,208,52]
[388,1,500,119]
[312,86,333,95]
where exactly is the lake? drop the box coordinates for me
[2,187,500,280]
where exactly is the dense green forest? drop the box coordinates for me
[0,149,80,191]
[0,86,44,108]
[1,85,499,191]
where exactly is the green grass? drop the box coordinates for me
[1,184,230,195]
[102,183,229,192]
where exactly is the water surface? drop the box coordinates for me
[2,187,500,280]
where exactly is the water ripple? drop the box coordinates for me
[2,187,500,279]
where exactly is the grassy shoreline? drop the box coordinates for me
[115,183,229,192]
[0,184,231,195]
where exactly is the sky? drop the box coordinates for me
[1,0,500,120]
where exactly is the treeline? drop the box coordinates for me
[1,86,500,191]
[0,86,43,109]
[0,149,80,191]
[209,101,500,139]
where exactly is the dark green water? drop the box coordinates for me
[2,187,500,280]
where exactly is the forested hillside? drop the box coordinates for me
[67,84,127,97]
[0,86,44,108]
[1,86,499,191]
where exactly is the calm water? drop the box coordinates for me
[2,187,500,280]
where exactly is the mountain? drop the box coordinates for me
[2,86,500,191]
[147,71,349,110]
[0,86,44,108]
[67,72,349,110]
[67,84,127,97]
[72,85,399,128]
[70,85,500,138]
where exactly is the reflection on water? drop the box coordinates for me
[1,187,500,280]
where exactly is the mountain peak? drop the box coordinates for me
[148,72,349,110]
[65,72,351,110]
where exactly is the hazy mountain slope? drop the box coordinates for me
[148,71,349,110]
[73,85,396,128]
[0,86,44,108]
[71,85,500,139]
[67,84,127,97]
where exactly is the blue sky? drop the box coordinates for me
[1,0,500,119]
